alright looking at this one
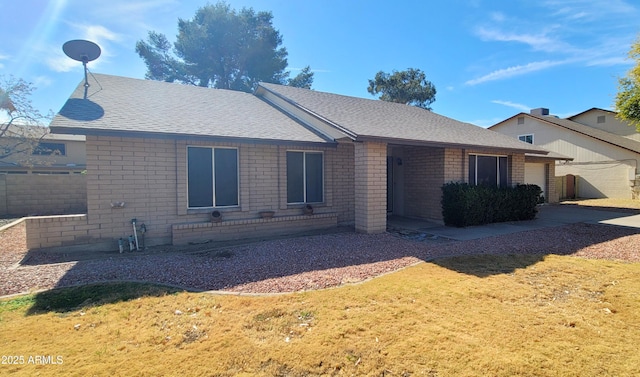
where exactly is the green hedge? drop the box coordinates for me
[441,183,542,227]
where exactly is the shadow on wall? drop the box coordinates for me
[556,174,607,199]
[576,177,611,199]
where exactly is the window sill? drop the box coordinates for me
[173,212,337,230]
[186,206,240,215]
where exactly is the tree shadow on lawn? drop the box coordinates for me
[25,282,183,315]
[17,223,640,314]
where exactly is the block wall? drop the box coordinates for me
[354,141,387,233]
[0,173,86,216]
[23,215,95,250]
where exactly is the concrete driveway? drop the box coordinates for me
[388,204,640,241]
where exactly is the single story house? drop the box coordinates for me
[32,73,545,251]
[490,108,640,200]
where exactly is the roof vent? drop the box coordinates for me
[530,108,549,116]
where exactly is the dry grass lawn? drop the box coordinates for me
[1,254,639,376]
[562,198,640,210]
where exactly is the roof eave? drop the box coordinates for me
[49,126,338,148]
[355,135,547,155]
[527,114,640,154]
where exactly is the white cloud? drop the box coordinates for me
[475,27,573,53]
[586,57,633,67]
[46,53,78,73]
[33,76,53,88]
[544,0,637,20]
[491,100,530,112]
[467,0,638,86]
[45,24,121,73]
[0,53,8,69]
[465,60,567,86]
[83,25,121,45]
[90,0,179,33]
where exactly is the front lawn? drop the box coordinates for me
[1,254,639,376]
[561,198,640,210]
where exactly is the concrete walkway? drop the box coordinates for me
[388,204,640,241]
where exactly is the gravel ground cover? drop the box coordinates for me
[1,221,639,297]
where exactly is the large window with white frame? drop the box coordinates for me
[286,151,323,204]
[469,154,508,187]
[187,146,239,208]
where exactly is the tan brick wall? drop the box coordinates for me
[24,215,95,250]
[25,135,356,250]
[404,147,444,219]
[509,153,526,185]
[1,173,86,216]
[172,213,338,245]
[354,141,387,233]
[401,147,527,221]
[330,142,355,223]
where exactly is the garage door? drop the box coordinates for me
[525,163,546,199]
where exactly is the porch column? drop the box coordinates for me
[354,141,387,234]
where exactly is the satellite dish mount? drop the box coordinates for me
[63,40,101,98]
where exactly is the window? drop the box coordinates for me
[33,142,66,156]
[187,147,238,208]
[469,155,508,187]
[518,134,533,144]
[287,151,323,204]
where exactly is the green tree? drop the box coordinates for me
[136,1,313,92]
[286,66,314,89]
[367,68,436,110]
[615,35,640,130]
[0,75,50,162]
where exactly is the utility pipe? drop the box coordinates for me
[131,218,140,251]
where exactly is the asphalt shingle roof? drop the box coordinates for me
[50,74,331,144]
[258,82,546,154]
[526,114,640,154]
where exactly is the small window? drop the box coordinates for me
[287,151,323,204]
[33,142,66,156]
[469,155,508,187]
[517,117,525,125]
[597,115,606,124]
[187,146,239,208]
[518,134,533,144]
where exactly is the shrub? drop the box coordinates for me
[441,183,542,227]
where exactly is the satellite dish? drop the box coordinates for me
[62,40,101,98]
[63,39,101,63]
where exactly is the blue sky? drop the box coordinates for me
[1,0,638,127]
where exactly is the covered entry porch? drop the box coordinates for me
[354,141,526,234]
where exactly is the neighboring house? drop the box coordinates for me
[31,73,544,251]
[0,124,86,174]
[490,108,640,200]
[0,125,87,216]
